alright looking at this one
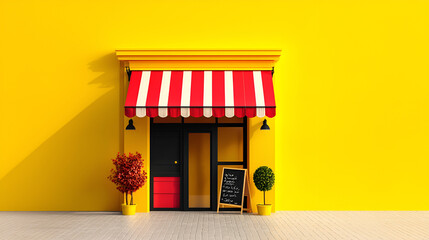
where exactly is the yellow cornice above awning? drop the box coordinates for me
[115,49,281,70]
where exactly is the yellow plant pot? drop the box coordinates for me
[257,204,272,216]
[122,204,137,215]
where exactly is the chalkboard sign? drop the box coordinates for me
[219,168,246,206]
[217,167,252,214]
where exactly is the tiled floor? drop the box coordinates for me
[0,211,428,240]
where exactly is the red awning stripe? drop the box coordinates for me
[190,71,204,118]
[124,70,276,118]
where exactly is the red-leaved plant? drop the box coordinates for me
[108,152,147,205]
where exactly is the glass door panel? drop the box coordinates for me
[188,133,211,208]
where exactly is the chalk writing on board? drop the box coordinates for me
[219,168,245,206]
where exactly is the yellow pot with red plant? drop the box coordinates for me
[122,203,137,215]
[108,152,147,215]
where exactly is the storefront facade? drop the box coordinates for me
[117,50,280,212]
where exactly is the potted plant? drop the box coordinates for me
[253,166,275,216]
[108,152,147,215]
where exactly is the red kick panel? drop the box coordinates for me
[153,177,180,208]
[153,177,180,182]
[153,194,180,208]
[153,181,180,194]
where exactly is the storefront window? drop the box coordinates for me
[218,127,243,162]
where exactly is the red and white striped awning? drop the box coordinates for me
[125,70,276,118]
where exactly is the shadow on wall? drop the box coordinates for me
[0,53,122,211]
[88,53,119,89]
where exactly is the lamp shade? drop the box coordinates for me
[260,119,270,130]
[126,119,136,130]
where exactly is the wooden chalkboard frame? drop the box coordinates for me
[217,167,252,214]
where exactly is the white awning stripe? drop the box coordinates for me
[158,71,171,107]
[136,108,146,117]
[224,71,234,107]
[203,71,213,117]
[253,71,266,117]
[181,71,192,117]
[158,71,171,118]
[224,71,234,117]
[135,71,151,117]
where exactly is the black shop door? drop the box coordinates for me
[150,125,182,210]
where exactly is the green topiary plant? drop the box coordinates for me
[253,166,275,205]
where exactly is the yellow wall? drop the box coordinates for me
[1,0,429,211]
[123,117,150,212]
[249,118,276,212]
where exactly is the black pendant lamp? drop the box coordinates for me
[260,119,270,130]
[126,119,136,130]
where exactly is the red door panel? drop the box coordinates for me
[153,177,180,208]
[153,177,180,182]
[153,181,180,194]
[153,193,180,208]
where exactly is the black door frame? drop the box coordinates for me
[183,125,218,211]
[150,117,247,211]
